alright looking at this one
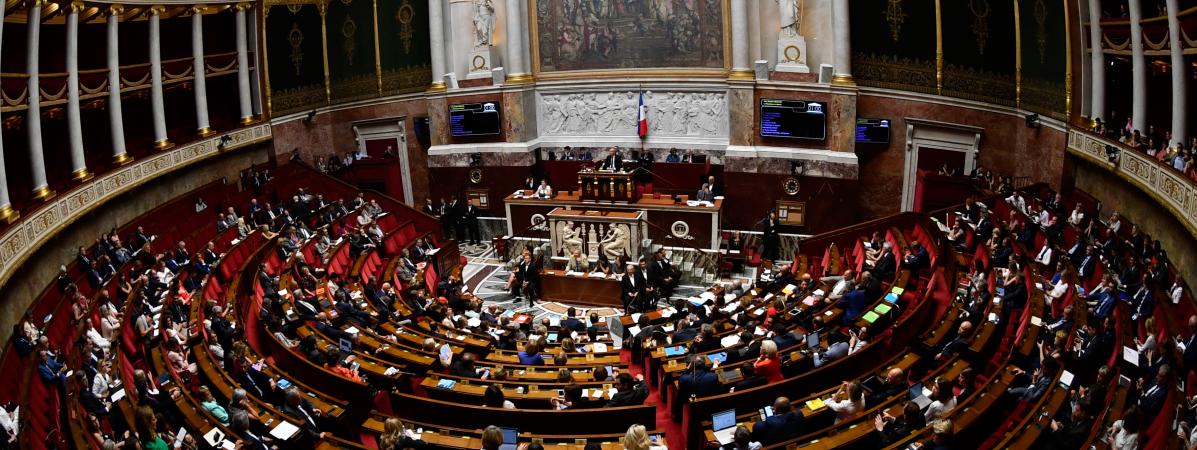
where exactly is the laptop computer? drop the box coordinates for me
[498,428,519,450]
[909,382,932,409]
[712,409,737,445]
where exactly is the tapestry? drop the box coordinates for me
[326,0,379,103]
[534,0,725,72]
[266,3,328,115]
[941,0,1017,106]
[850,0,938,94]
[1019,0,1067,118]
[378,0,432,96]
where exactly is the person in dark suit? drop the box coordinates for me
[1040,400,1092,450]
[230,410,272,450]
[422,198,439,218]
[620,263,644,312]
[462,202,481,245]
[935,321,973,361]
[761,212,780,261]
[674,357,721,419]
[836,288,869,324]
[515,253,540,307]
[1181,316,1197,374]
[874,401,926,446]
[561,307,585,333]
[605,373,648,407]
[901,241,930,273]
[649,249,679,300]
[1007,358,1056,402]
[1136,364,1170,416]
[751,397,804,445]
[870,242,897,281]
[1077,246,1098,279]
[446,196,464,241]
[599,147,623,171]
[280,388,325,441]
[867,368,908,407]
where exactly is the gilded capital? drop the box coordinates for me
[68,0,85,13]
[234,2,252,11]
[27,0,46,8]
[189,4,205,14]
[147,4,165,15]
[106,4,123,16]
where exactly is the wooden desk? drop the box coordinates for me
[539,270,623,307]
[505,192,722,249]
[577,170,639,203]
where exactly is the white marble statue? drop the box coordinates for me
[777,0,801,38]
[560,221,584,257]
[472,0,496,47]
[599,224,629,261]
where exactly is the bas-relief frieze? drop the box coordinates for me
[537,91,728,138]
[0,124,273,287]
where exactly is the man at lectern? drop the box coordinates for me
[599,147,623,171]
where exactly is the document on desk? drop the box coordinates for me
[269,421,302,440]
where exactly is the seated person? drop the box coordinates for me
[751,397,804,445]
[606,372,648,407]
[535,180,554,199]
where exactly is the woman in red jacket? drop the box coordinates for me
[754,339,783,383]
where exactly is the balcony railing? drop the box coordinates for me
[1066,128,1197,237]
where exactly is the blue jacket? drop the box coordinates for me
[751,411,804,445]
[838,289,869,324]
[517,351,544,366]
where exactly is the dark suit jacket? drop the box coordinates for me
[872,251,897,281]
[561,317,584,333]
[680,369,721,398]
[606,380,648,407]
[621,273,645,301]
[600,154,623,171]
[751,411,804,444]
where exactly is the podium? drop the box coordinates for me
[577,170,640,203]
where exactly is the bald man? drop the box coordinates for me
[751,397,805,445]
[868,367,908,406]
[936,321,973,361]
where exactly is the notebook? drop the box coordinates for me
[804,398,826,411]
[435,379,456,389]
[874,303,893,315]
[664,346,688,357]
[861,311,881,323]
[884,292,900,303]
[707,352,728,365]
[712,409,737,445]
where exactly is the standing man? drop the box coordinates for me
[447,196,464,241]
[516,253,540,307]
[762,212,780,262]
[437,198,451,240]
[620,263,643,312]
[462,201,482,246]
[650,248,679,300]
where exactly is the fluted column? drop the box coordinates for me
[0,0,15,223]
[66,1,90,181]
[1166,0,1186,145]
[1088,0,1106,121]
[428,0,447,89]
[27,0,52,200]
[192,7,212,136]
[247,6,263,117]
[148,6,170,149]
[107,6,130,164]
[729,0,751,79]
[503,0,529,82]
[1129,0,1146,133]
[235,3,253,124]
[830,0,853,85]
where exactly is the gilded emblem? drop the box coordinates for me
[970,0,991,55]
[884,0,907,42]
[342,15,357,66]
[396,1,415,54]
[288,23,305,76]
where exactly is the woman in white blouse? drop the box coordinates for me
[923,378,957,422]
[1108,407,1142,450]
[1068,203,1086,226]
[827,381,865,424]
[535,180,554,199]
[1135,317,1158,355]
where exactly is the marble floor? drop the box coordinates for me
[457,241,750,337]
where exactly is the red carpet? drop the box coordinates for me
[621,348,687,450]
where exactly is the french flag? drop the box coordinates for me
[637,91,648,138]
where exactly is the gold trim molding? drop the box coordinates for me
[0,124,272,296]
[1067,129,1197,243]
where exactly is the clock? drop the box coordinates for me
[469,168,483,184]
[782,177,801,196]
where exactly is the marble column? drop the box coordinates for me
[192,7,212,136]
[428,0,447,89]
[27,0,52,200]
[235,3,253,124]
[1166,0,1186,145]
[149,6,170,149]
[0,0,14,223]
[830,0,853,84]
[1087,0,1106,121]
[503,0,529,82]
[107,6,130,164]
[729,0,751,79]
[66,1,90,181]
[1129,0,1146,133]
